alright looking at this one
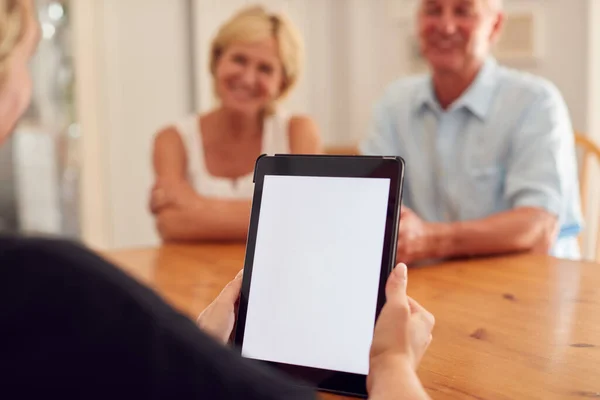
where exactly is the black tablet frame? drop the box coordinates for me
[233,154,405,398]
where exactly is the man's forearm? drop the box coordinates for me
[156,199,252,242]
[431,207,558,259]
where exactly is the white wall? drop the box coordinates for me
[584,0,600,259]
[525,0,589,133]
[587,0,600,142]
[73,0,193,250]
[72,0,111,249]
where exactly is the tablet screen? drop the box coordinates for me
[241,175,391,376]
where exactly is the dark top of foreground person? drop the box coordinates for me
[0,236,316,399]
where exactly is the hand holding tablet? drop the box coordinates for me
[367,264,433,400]
[233,154,424,397]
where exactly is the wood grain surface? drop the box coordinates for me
[104,244,600,400]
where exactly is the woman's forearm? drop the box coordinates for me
[156,199,251,242]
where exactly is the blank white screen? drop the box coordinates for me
[241,175,390,375]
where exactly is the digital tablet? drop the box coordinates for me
[233,154,404,398]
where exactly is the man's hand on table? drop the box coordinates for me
[396,206,442,265]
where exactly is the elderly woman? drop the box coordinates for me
[150,6,321,242]
[0,1,433,399]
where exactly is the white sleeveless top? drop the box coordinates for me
[175,112,291,199]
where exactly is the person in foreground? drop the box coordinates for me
[150,6,321,242]
[0,1,433,398]
[362,0,583,264]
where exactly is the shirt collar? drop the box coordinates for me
[414,57,500,120]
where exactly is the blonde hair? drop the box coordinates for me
[0,0,25,85]
[209,5,304,109]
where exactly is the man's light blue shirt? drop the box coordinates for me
[360,58,583,259]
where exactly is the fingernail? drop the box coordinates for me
[394,263,407,280]
[236,269,244,279]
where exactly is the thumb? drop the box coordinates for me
[385,263,408,305]
[217,269,244,305]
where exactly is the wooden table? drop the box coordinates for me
[105,244,600,400]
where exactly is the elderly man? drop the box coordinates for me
[361,0,582,264]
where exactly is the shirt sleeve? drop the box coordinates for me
[359,91,398,156]
[360,85,413,209]
[0,237,317,400]
[503,83,582,230]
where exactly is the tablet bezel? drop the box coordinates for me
[233,154,405,398]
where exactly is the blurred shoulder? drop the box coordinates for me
[0,235,98,271]
[0,235,82,253]
[152,113,200,155]
[376,74,429,109]
[0,235,146,298]
[497,65,567,107]
[154,125,184,147]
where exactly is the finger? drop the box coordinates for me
[149,197,160,214]
[216,270,244,305]
[410,315,435,357]
[151,180,165,193]
[411,311,434,338]
[397,219,412,234]
[152,188,166,203]
[151,186,162,197]
[150,190,162,207]
[395,246,408,265]
[395,240,412,264]
[395,252,406,264]
[150,197,166,214]
[385,263,408,305]
[407,296,424,313]
[396,236,408,250]
[408,297,436,332]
